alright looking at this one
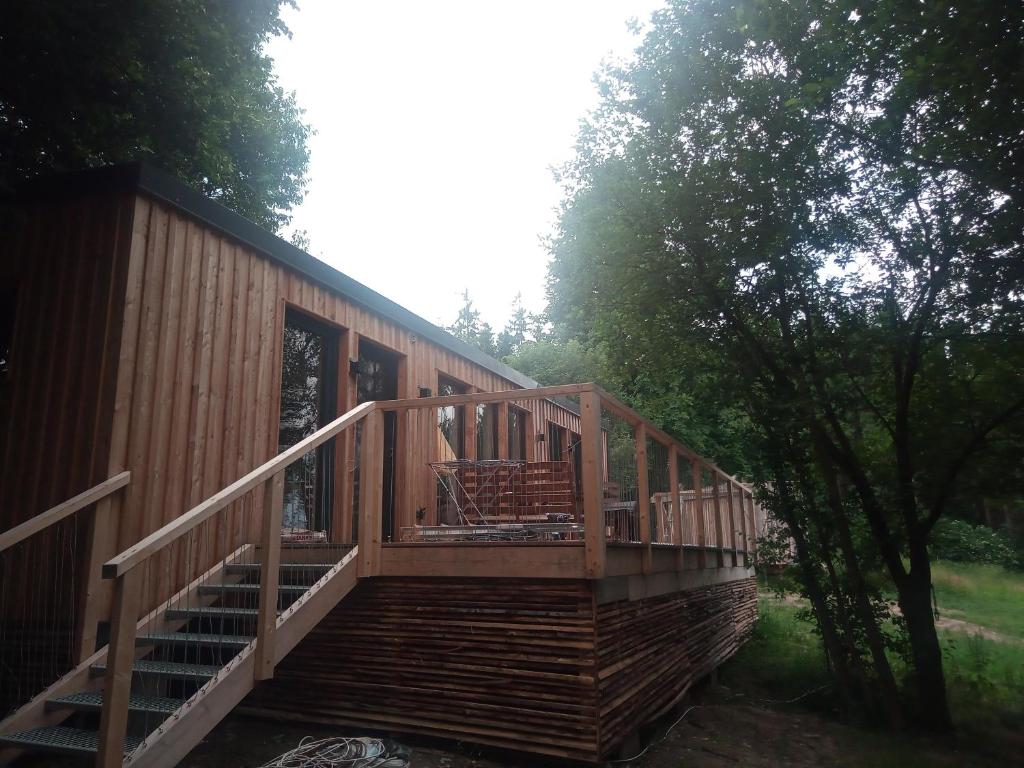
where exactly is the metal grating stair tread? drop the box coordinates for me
[0,726,142,756]
[47,690,184,715]
[91,659,222,679]
[196,583,306,595]
[224,563,335,574]
[164,606,264,619]
[137,632,253,648]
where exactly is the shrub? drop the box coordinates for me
[930,518,1019,569]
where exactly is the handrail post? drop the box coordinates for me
[668,446,682,571]
[580,389,606,578]
[255,470,284,681]
[358,409,384,577]
[727,480,739,567]
[747,490,758,563]
[712,472,725,568]
[634,424,651,573]
[692,461,706,569]
[96,568,140,767]
[739,489,751,566]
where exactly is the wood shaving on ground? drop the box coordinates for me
[257,736,409,768]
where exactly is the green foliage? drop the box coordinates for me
[930,561,1024,639]
[548,0,1024,729]
[1,0,310,231]
[930,520,1019,569]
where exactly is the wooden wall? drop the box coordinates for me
[243,576,758,763]
[0,193,133,531]
[91,193,580,608]
[0,191,134,707]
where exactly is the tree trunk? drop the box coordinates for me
[898,538,953,732]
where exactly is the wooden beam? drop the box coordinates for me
[635,424,651,574]
[580,390,606,578]
[104,402,375,577]
[668,447,683,570]
[739,490,751,563]
[0,471,130,552]
[357,409,383,577]
[727,480,739,567]
[379,382,593,412]
[96,569,140,768]
[497,401,509,460]
[691,461,706,570]
[255,471,284,681]
[712,473,725,568]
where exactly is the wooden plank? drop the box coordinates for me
[96,570,140,768]
[727,480,738,567]
[580,390,606,578]
[357,409,383,577]
[382,383,592,412]
[692,461,706,569]
[635,425,651,574]
[712,473,725,568]
[255,471,284,681]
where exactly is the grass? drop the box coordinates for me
[721,562,1024,763]
[930,560,1024,639]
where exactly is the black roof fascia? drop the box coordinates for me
[24,162,539,390]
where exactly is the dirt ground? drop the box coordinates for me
[182,683,1002,768]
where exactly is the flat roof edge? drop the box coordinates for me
[20,162,539,391]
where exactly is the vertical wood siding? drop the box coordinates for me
[0,194,133,530]
[105,195,581,607]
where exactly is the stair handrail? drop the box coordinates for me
[102,401,376,579]
[0,471,131,553]
[94,400,379,767]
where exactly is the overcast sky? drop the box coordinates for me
[266,1,662,330]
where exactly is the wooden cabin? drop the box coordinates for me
[0,164,757,767]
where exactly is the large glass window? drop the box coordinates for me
[438,376,467,459]
[476,404,498,460]
[548,422,564,461]
[508,407,528,460]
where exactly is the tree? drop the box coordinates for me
[496,294,529,358]
[550,0,1024,731]
[1,0,310,231]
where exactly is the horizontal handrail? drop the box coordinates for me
[590,385,753,492]
[102,400,377,578]
[0,471,131,553]
[378,380,753,494]
[379,382,593,411]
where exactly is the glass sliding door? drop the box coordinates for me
[278,310,338,535]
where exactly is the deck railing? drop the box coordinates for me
[374,383,758,578]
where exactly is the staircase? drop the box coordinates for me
[0,551,358,766]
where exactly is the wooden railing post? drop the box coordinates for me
[692,461,706,569]
[96,569,140,767]
[634,424,651,573]
[358,409,384,577]
[739,489,751,565]
[668,446,682,570]
[712,472,725,568]
[726,480,739,567]
[255,470,284,681]
[580,389,606,578]
[747,490,758,563]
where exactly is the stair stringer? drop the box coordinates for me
[125,547,360,768]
